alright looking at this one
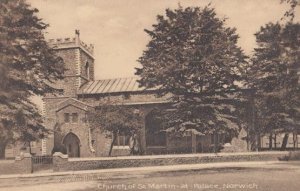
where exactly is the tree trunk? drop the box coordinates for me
[269,133,273,150]
[281,133,289,150]
[108,132,117,157]
[0,142,7,159]
[28,141,32,154]
[293,132,297,150]
[250,134,256,151]
[246,129,250,151]
[255,133,260,151]
[274,134,277,149]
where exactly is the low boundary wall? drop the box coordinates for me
[53,151,289,172]
[14,153,32,174]
[0,153,32,175]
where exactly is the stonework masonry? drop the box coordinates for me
[48,31,95,97]
[14,153,32,174]
[42,31,99,157]
[52,151,289,172]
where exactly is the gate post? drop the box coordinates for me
[53,152,68,172]
[15,153,32,174]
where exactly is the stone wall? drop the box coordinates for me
[52,151,289,172]
[51,37,95,96]
[79,48,94,81]
[56,105,93,157]
[92,129,112,157]
[53,48,80,96]
[43,97,69,155]
[146,135,192,155]
[0,153,33,175]
[285,151,300,160]
[14,153,33,174]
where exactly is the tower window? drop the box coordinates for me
[64,113,79,123]
[71,113,79,123]
[85,62,90,79]
[64,113,70,123]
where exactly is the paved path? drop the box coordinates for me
[0,161,286,179]
[1,161,299,190]
[1,161,300,191]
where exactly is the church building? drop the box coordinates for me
[4,31,299,159]
[40,31,229,157]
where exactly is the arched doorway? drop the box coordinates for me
[63,133,80,157]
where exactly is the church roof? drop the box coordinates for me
[78,77,152,95]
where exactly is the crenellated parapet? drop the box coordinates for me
[48,30,94,58]
[48,37,76,45]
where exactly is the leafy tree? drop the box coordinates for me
[281,0,299,21]
[248,22,300,150]
[88,102,144,156]
[136,6,247,143]
[0,0,64,158]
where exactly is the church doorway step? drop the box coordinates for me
[63,133,80,157]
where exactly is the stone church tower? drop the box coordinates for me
[48,30,95,97]
[42,31,100,157]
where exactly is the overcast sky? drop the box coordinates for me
[29,0,299,80]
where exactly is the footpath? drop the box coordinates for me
[0,160,297,188]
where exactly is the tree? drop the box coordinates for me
[0,0,64,158]
[281,0,299,22]
[248,22,300,150]
[136,6,247,143]
[88,102,144,156]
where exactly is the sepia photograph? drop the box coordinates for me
[0,0,300,190]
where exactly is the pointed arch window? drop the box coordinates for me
[85,62,90,79]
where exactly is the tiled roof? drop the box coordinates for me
[78,77,151,95]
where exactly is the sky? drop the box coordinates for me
[28,0,300,80]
